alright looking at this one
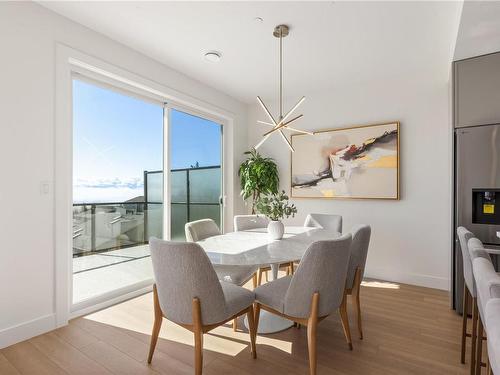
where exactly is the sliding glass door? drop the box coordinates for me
[170,109,223,240]
[72,78,163,306]
[71,77,225,310]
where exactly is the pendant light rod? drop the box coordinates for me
[274,24,288,119]
[279,26,283,119]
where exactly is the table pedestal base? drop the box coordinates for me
[244,311,294,334]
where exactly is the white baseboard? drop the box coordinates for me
[0,314,57,349]
[364,268,450,291]
[0,284,153,349]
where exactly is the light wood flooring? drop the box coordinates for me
[1,279,472,374]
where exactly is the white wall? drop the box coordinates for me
[248,76,452,291]
[0,2,247,348]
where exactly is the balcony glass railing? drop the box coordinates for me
[72,166,221,257]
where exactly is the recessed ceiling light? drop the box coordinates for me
[204,51,222,62]
[254,17,264,23]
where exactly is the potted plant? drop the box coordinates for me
[238,148,279,214]
[256,190,297,240]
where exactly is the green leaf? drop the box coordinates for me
[238,148,280,210]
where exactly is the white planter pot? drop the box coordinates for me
[267,220,284,240]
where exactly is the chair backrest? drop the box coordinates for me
[468,237,491,261]
[457,226,476,296]
[185,218,220,242]
[284,234,352,318]
[304,213,342,233]
[149,238,228,325]
[345,225,371,290]
[234,214,269,231]
[470,238,500,321]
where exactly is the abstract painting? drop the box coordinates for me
[291,122,399,199]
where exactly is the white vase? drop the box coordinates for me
[267,220,284,240]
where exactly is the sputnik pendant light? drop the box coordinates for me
[255,24,311,152]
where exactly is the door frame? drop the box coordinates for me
[55,44,235,324]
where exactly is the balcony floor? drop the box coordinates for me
[73,245,152,304]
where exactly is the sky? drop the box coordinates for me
[73,79,221,203]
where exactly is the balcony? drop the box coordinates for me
[73,166,221,303]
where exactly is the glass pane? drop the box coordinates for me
[171,204,188,241]
[190,204,221,229]
[72,78,163,304]
[170,109,222,240]
[189,168,221,203]
[146,172,163,203]
[171,170,187,203]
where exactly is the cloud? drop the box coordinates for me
[75,177,144,190]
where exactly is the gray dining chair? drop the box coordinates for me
[344,224,371,340]
[234,214,293,285]
[486,299,500,375]
[295,213,343,278]
[457,226,477,369]
[304,213,343,232]
[254,234,353,375]
[185,218,258,330]
[469,237,499,375]
[234,214,269,232]
[148,238,257,374]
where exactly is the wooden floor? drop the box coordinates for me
[1,279,472,375]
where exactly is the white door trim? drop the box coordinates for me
[55,43,235,326]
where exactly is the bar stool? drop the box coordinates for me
[470,237,500,375]
[457,226,478,374]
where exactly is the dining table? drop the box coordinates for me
[197,225,341,333]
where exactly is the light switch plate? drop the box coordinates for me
[40,181,50,194]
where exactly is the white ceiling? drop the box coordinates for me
[454,1,500,61]
[40,1,462,103]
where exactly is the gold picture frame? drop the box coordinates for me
[290,121,400,200]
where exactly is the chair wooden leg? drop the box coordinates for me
[257,269,263,286]
[192,298,203,375]
[461,284,469,364]
[290,262,295,275]
[246,308,257,359]
[476,315,484,375]
[471,297,478,375]
[286,265,290,276]
[148,284,163,364]
[352,268,363,340]
[252,273,257,289]
[254,303,261,332]
[339,292,353,350]
[233,318,238,332]
[265,270,268,282]
[307,293,319,375]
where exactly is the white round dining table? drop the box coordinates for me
[196,226,340,333]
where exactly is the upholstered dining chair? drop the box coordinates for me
[304,213,343,232]
[344,224,371,340]
[457,226,477,371]
[148,238,257,374]
[469,237,500,375]
[185,218,258,330]
[234,214,269,232]
[234,214,293,285]
[485,299,500,375]
[295,213,344,279]
[254,234,353,375]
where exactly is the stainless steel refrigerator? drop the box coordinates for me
[454,124,500,310]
